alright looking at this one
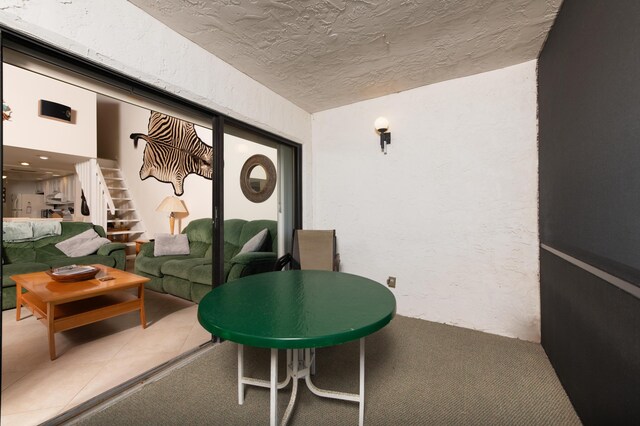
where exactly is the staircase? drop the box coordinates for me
[75,159,146,261]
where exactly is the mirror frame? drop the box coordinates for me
[239,154,276,203]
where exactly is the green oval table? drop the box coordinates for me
[198,270,396,426]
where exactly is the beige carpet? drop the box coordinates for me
[73,315,580,425]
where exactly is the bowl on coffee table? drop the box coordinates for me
[46,265,100,282]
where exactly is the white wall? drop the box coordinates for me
[311,61,540,341]
[2,63,96,158]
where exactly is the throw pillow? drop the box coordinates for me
[154,234,190,256]
[239,229,268,254]
[55,228,111,257]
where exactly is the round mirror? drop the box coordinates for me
[240,154,276,203]
[249,165,267,190]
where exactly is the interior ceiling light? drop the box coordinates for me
[52,174,61,177]
[2,175,6,179]
[20,162,30,166]
[39,156,49,160]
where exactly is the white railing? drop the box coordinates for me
[75,159,115,230]
[96,163,116,215]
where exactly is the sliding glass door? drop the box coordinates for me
[0,27,301,425]
[222,124,298,282]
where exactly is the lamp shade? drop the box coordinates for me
[156,196,187,214]
[374,116,389,133]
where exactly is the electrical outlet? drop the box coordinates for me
[387,276,396,288]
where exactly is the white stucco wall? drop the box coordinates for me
[311,61,540,341]
[0,0,310,142]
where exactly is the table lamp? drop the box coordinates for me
[156,196,187,234]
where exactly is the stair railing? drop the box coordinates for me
[74,159,116,230]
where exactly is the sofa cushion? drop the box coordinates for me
[2,262,50,287]
[135,271,164,293]
[161,258,209,281]
[34,244,66,262]
[184,218,213,243]
[223,241,241,263]
[189,241,209,257]
[3,287,21,311]
[2,241,36,263]
[136,254,196,277]
[162,275,192,301]
[47,255,116,269]
[191,283,213,303]
[223,219,246,259]
[189,264,213,286]
[154,234,190,256]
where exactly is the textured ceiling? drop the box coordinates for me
[129,0,562,113]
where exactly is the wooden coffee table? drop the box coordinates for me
[12,265,149,360]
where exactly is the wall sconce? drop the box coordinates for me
[375,117,391,154]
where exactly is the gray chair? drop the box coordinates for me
[275,229,340,271]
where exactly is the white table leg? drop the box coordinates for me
[242,341,365,425]
[359,338,365,426]
[270,348,278,426]
[281,349,300,425]
[238,344,244,405]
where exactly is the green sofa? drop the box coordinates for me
[135,218,277,303]
[1,222,127,310]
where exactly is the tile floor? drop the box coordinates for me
[0,289,211,426]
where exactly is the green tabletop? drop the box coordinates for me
[198,270,396,349]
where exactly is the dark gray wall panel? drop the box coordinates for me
[538,0,640,283]
[539,0,640,423]
[541,250,640,424]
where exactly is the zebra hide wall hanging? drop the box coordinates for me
[130,111,212,196]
